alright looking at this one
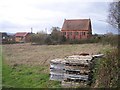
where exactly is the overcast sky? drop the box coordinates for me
[0,0,118,34]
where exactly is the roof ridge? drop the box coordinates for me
[15,32,29,37]
[65,19,90,21]
[62,19,91,30]
[16,32,28,33]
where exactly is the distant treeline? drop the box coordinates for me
[30,28,118,46]
[30,29,66,45]
[2,27,118,46]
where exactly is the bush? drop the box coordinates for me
[30,32,47,45]
[44,36,52,45]
[66,37,100,44]
[100,34,118,46]
[2,40,16,44]
[30,30,118,46]
[92,48,119,88]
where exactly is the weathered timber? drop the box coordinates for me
[50,73,64,81]
[61,81,87,88]
[64,74,88,81]
[65,66,90,71]
[65,69,90,75]
[50,53,104,87]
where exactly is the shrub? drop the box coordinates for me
[92,48,119,88]
[44,36,52,45]
[30,32,47,45]
[100,34,118,46]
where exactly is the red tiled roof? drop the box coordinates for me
[61,19,91,31]
[15,32,29,37]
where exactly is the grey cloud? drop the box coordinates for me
[0,1,116,34]
[34,2,89,14]
[0,21,21,29]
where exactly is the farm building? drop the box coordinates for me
[1,32,15,44]
[15,32,32,43]
[1,32,9,44]
[61,19,92,40]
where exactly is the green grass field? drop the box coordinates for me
[2,43,114,88]
[2,63,61,88]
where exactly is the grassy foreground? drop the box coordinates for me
[2,63,61,88]
[2,43,114,88]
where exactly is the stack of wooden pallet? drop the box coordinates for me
[62,55,93,87]
[50,59,65,81]
[50,54,103,87]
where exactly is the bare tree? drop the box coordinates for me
[51,27,61,41]
[108,1,120,31]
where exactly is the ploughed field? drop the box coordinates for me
[2,43,112,88]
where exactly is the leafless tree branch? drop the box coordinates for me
[108,1,120,31]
